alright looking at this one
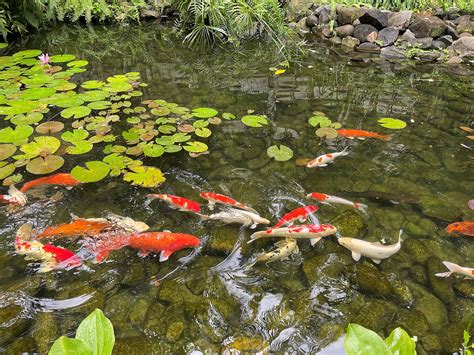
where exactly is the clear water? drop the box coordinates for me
[1,23,473,354]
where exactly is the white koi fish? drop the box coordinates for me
[306,147,349,168]
[249,224,337,246]
[338,230,402,264]
[254,238,299,264]
[435,261,474,279]
[198,207,270,229]
[307,192,368,213]
[0,185,27,206]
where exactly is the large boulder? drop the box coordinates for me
[378,27,399,46]
[359,8,389,30]
[353,24,378,43]
[408,16,447,38]
[397,29,417,47]
[335,24,355,38]
[380,46,407,59]
[388,10,413,30]
[449,37,474,58]
[457,19,474,34]
[337,5,367,25]
[305,15,318,28]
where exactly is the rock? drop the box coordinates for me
[32,312,58,354]
[0,305,29,346]
[385,273,414,306]
[459,32,473,37]
[388,10,413,30]
[410,265,428,284]
[246,151,270,170]
[297,17,310,33]
[330,36,342,45]
[121,263,146,287]
[378,27,399,46]
[351,264,392,296]
[359,8,388,30]
[114,337,168,353]
[352,300,397,333]
[381,45,407,59]
[303,253,352,284]
[408,16,447,38]
[140,9,160,18]
[332,210,366,238]
[426,257,455,303]
[166,321,185,341]
[143,301,166,332]
[341,36,360,49]
[457,19,474,34]
[305,15,318,28]
[394,309,430,336]
[431,40,447,49]
[316,5,332,26]
[421,334,444,352]
[104,291,134,323]
[446,25,459,40]
[353,24,378,43]
[415,37,433,49]
[404,239,429,264]
[129,297,151,326]
[336,5,366,25]
[433,8,445,18]
[4,337,36,354]
[446,55,463,64]
[321,25,334,38]
[454,280,474,299]
[357,42,381,53]
[222,336,269,353]
[398,29,417,47]
[335,24,354,38]
[442,323,468,353]
[158,279,201,304]
[438,34,454,46]
[206,225,238,255]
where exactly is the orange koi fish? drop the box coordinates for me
[446,221,474,237]
[307,192,368,213]
[200,191,257,213]
[337,129,392,141]
[37,219,112,240]
[146,194,201,213]
[307,147,349,168]
[91,231,201,262]
[20,173,81,193]
[271,205,319,228]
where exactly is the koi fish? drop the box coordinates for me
[146,194,201,213]
[91,231,201,262]
[199,191,257,213]
[446,221,474,237]
[15,223,82,272]
[337,129,392,141]
[255,238,299,264]
[306,147,349,168]
[338,230,402,264]
[0,185,27,206]
[104,213,149,233]
[197,207,270,229]
[37,219,112,240]
[271,205,319,228]
[19,173,80,193]
[435,261,474,279]
[307,192,368,213]
[249,224,337,246]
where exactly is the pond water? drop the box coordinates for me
[0,23,473,354]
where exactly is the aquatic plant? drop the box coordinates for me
[267,144,293,161]
[378,118,407,130]
[49,309,114,355]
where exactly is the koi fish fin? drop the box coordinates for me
[439,261,461,276]
[310,237,321,246]
[163,229,172,233]
[159,250,173,262]
[318,164,328,167]
[435,271,452,278]
[95,250,110,263]
[195,212,210,220]
[207,201,215,211]
[244,207,259,215]
[372,258,381,264]
[250,223,258,229]
[351,251,361,261]
[340,146,350,156]
[138,250,151,258]
[354,203,368,214]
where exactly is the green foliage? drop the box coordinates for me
[49,309,114,355]
[267,144,293,161]
[319,0,473,11]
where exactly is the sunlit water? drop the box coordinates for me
[0,23,473,354]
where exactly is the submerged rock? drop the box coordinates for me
[4,336,36,354]
[394,309,430,336]
[32,312,58,354]
[426,257,456,303]
[352,300,397,336]
[404,238,430,264]
[0,305,29,346]
[303,253,352,284]
[351,264,392,297]
[332,210,366,238]
[222,336,269,353]
[206,225,239,255]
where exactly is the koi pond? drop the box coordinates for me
[0,23,473,354]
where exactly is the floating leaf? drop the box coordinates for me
[330,122,342,129]
[151,107,170,116]
[71,161,110,183]
[195,127,212,138]
[171,106,189,115]
[274,69,286,75]
[267,145,293,161]
[36,121,64,134]
[164,145,182,153]
[49,54,76,63]
[158,125,176,134]
[67,60,88,67]
[143,144,165,158]
[308,115,331,127]
[81,80,105,89]
[104,82,132,93]
[66,140,93,155]
[241,115,268,128]
[13,49,42,58]
[316,127,339,139]
[11,112,43,125]
[0,144,16,161]
[192,107,218,118]
[61,106,91,119]
[3,173,23,186]
[21,136,60,156]
[87,101,111,110]
[0,163,15,179]
[123,165,166,188]
[193,120,209,128]
[178,124,195,133]
[61,129,89,142]
[49,96,84,108]
[21,87,56,100]
[170,133,191,143]
[184,141,208,153]
[378,118,407,130]
[208,117,222,125]
[0,125,34,143]
[26,155,64,174]
[222,112,236,120]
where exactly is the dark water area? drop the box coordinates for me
[0,23,473,353]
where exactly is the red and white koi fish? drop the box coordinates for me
[271,205,319,228]
[435,261,474,279]
[15,223,82,272]
[199,191,257,213]
[337,129,392,141]
[306,147,349,168]
[307,192,368,213]
[146,194,201,213]
[20,173,81,193]
[0,185,27,206]
[249,224,337,246]
[197,207,270,229]
[91,231,201,263]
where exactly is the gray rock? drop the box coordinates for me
[408,16,447,38]
[378,27,399,46]
[297,17,310,33]
[330,35,342,45]
[359,8,388,30]
[446,25,459,39]
[457,19,474,34]
[416,37,434,49]
[357,42,381,53]
[140,9,160,18]
[353,24,378,43]
[353,19,361,26]
[416,51,442,61]
[449,37,474,58]
[351,264,392,296]
[459,32,473,37]
[431,40,447,49]
[453,15,471,25]
[341,36,360,49]
[446,56,463,64]
[438,34,454,45]
[335,24,354,38]
[321,24,334,38]
[336,5,366,25]
[381,45,407,59]
[397,29,417,47]
[316,5,332,26]
[305,15,318,28]
[433,8,445,18]
[388,10,413,30]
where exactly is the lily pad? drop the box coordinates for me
[158,125,176,134]
[123,165,166,188]
[81,80,105,89]
[241,115,268,128]
[26,155,64,174]
[21,87,56,100]
[308,115,332,127]
[36,121,64,134]
[21,136,61,156]
[192,107,218,119]
[0,144,17,161]
[49,54,76,63]
[143,144,165,158]
[66,140,93,155]
[49,96,84,108]
[222,112,236,120]
[87,101,112,110]
[11,112,43,125]
[67,60,88,67]
[61,106,91,119]
[267,145,293,161]
[61,129,89,142]
[164,145,182,153]
[184,141,208,153]
[195,127,212,138]
[208,117,222,125]
[104,82,132,93]
[13,49,42,58]
[0,125,34,143]
[316,127,339,139]
[71,161,110,183]
[0,163,15,179]
[193,120,209,128]
[178,124,195,133]
[378,118,407,130]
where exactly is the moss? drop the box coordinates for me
[303,253,352,284]
[158,279,201,304]
[32,312,58,354]
[3,337,36,354]
[426,257,456,304]
[351,264,392,297]
[394,309,430,336]
[206,225,239,255]
[404,239,430,265]
[129,297,151,326]
[166,321,185,341]
[0,305,30,346]
[332,210,366,238]
[352,300,397,337]
[223,336,269,353]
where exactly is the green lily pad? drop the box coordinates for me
[67,60,88,67]
[26,155,64,174]
[184,141,208,153]
[13,49,42,58]
[127,117,141,124]
[79,91,109,102]
[170,133,191,143]
[178,124,195,133]
[0,125,34,143]
[192,107,218,118]
[20,136,61,156]
[171,106,189,115]
[143,144,165,158]
[0,144,17,161]
[308,115,332,127]
[154,136,174,146]
[123,165,166,188]
[164,145,182,153]
[104,82,132,93]
[158,125,176,134]
[36,121,64,134]
[193,120,209,128]
[222,112,236,120]
[21,87,56,100]
[61,129,89,142]
[61,106,91,119]
[208,117,222,125]
[49,96,84,108]
[0,163,15,179]
[81,80,105,89]
[151,107,170,116]
[122,129,140,141]
[316,127,339,139]
[10,112,43,125]
[3,173,23,186]
[241,115,268,128]
[53,81,77,91]
[0,100,41,115]
[195,127,212,138]
[87,101,112,110]
[21,74,54,86]
[330,122,342,129]
[66,140,93,155]
[49,54,76,63]
[267,145,293,161]
[103,153,138,176]
[71,161,110,183]
[378,118,407,130]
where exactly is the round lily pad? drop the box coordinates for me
[158,125,176,134]
[192,107,218,119]
[184,141,209,153]
[241,115,268,127]
[61,129,89,142]
[26,155,64,174]
[193,120,209,128]
[222,112,236,120]
[0,144,16,161]
[164,145,182,153]
[0,125,34,143]
[13,49,42,58]
[195,127,212,138]
[151,107,170,116]
[49,54,76,63]
[36,121,64,134]
[378,118,407,130]
[178,124,195,133]
[0,163,15,179]
[308,115,331,127]
[67,60,88,67]
[88,101,112,110]
[66,140,93,155]
[123,165,165,188]
[61,106,91,119]
[11,112,43,125]
[81,80,105,89]
[21,136,61,156]
[208,117,222,125]
[21,87,56,100]
[316,127,339,139]
[267,145,293,161]
[71,161,110,183]
[143,144,165,158]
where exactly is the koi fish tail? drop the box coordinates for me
[354,203,368,214]
[435,261,461,278]
[340,146,350,156]
[195,212,210,220]
[378,134,393,141]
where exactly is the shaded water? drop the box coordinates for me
[1,24,473,353]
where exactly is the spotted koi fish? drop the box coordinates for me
[271,205,319,228]
[435,261,474,279]
[146,194,201,213]
[306,147,349,168]
[20,173,80,193]
[307,192,368,213]
[446,221,474,237]
[337,129,392,141]
[249,224,337,246]
[254,238,299,264]
[200,191,257,213]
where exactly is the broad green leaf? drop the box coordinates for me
[21,74,54,86]
[155,136,174,146]
[267,145,293,161]
[143,144,165,158]
[104,82,132,93]
[195,127,212,138]
[26,155,64,174]
[49,96,84,108]
[378,118,407,130]
[308,115,331,127]
[21,87,56,100]
[0,163,15,179]
[48,336,93,355]
[316,127,338,139]
[67,60,88,67]
[344,324,391,355]
[158,124,176,134]
[81,80,105,89]
[0,144,16,161]
[76,309,115,355]
[151,107,171,116]
[385,327,417,355]
[122,129,140,141]
[193,120,209,128]
[170,133,191,143]
[21,136,60,156]
[71,161,110,182]
[192,107,218,119]
[66,140,93,155]
[78,91,109,102]
[164,145,182,153]
[123,165,165,188]
[87,101,111,110]
[13,49,42,58]
[241,115,268,128]
[11,112,43,125]
[61,129,89,142]
[61,106,91,119]
[49,54,76,63]
[222,112,236,120]
[184,141,208,153]
[0,125,34,143]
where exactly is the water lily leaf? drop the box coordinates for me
[308,115,331,127]
[126,145,144,156]
[0,163,15,179]
[21,136,60,156]
[67,60,88,67]
[208,117,222,125]
[222,112,236,120]
[61,106,91,119]
[192,107,218,119]
[21,74,54,86]
[151,107,170,116]
[170,133,191,143]
[3,173,22,186]
[13,49,42,58]
[143,144,165,158]
[171,106,189,115]
[0,70,21,80]
[79,91,109,102]
[104,82,132,93]
[241,115,268,127]
[122,129,140,141]
[193,120,209,128]
[127,117,141,124]
[26,155,64,174]
[49,54,76,63]
[88,101,112,110]
[61,129,89,142]
[330,122,342,129]
[21,87,56,100]
[66,140,93,155]
[158,125,176,134]
[36,121,64,134]
[267,145,293,161]
[123,165,166,188]
[71,161,110,182]
[53,81,77,91]
[81,80,105,89]
[195,127,212,138]
[0,125,34,143]
[378,118,407,130]
[184,141,208,153]
[0,100,41,115]
[316,127,339,139]
[50,96,84,108]
[154,136,174,146]
[0,144,16,160]
[178,124,195,133]
[11,112,43,125]
[164,145,182,153]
